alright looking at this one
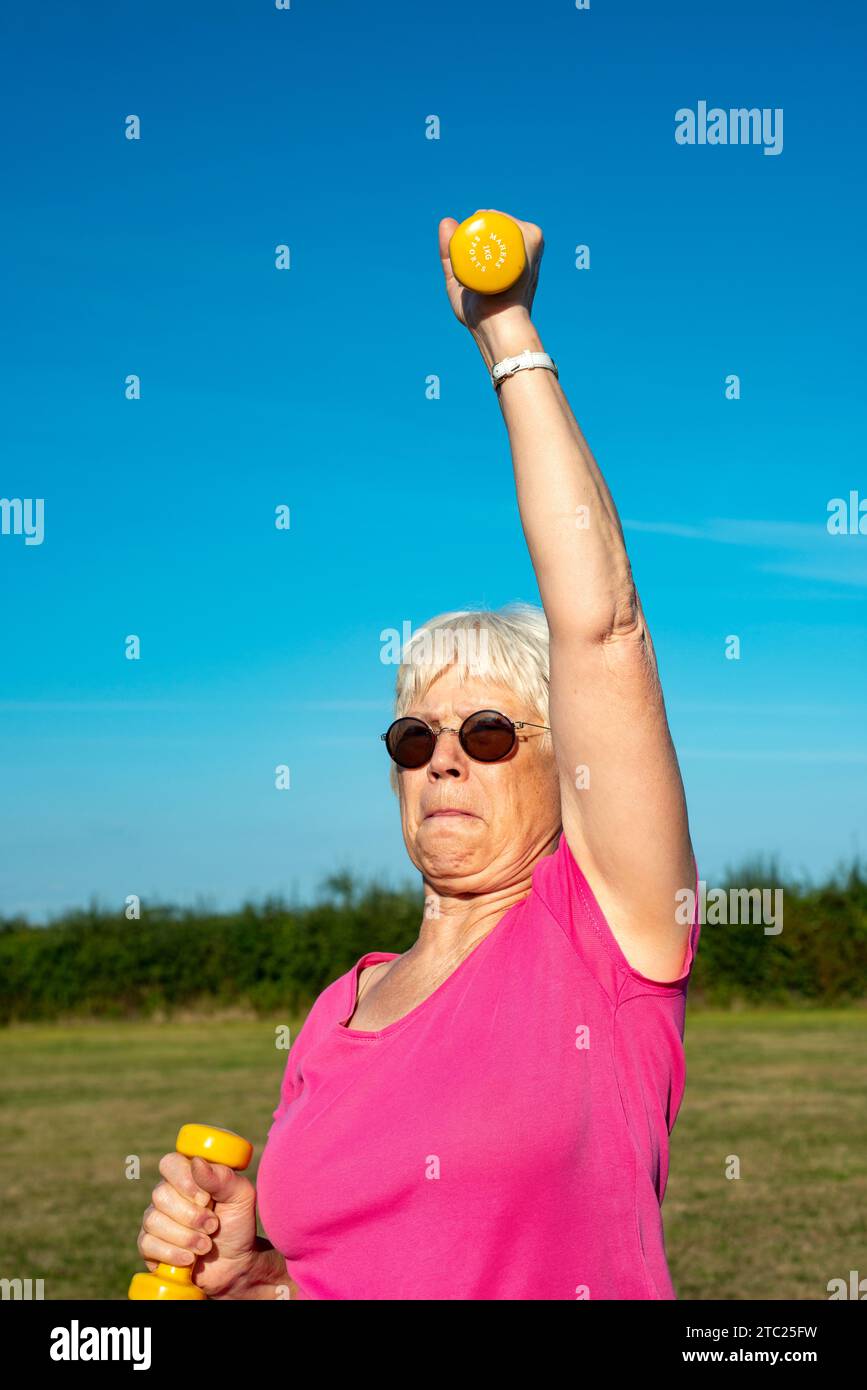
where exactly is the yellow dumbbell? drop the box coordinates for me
[448,210,527,294]
[128,1123,254,1301]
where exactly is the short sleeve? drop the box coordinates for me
[270,1052,301,1125]
[530,831,701,1004]
[267,967,358,1126]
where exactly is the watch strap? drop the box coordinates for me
[491,348,558,390]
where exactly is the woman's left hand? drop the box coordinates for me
[438,211,544,350]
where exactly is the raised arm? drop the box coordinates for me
[439,212,695,982]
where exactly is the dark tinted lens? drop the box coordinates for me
[386,718,435,769]
[460,710,516,762]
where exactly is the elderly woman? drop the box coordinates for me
[137,211,699,1301]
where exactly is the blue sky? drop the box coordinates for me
[2,0,865,920]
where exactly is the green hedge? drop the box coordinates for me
[1,864,865,1023]
[689,863,867,1006]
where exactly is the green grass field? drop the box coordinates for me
[1,1008,864,1300]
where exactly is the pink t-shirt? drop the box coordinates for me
[256,832,700,1300]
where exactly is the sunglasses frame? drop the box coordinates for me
[380,708,550,769]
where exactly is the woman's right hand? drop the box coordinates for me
[438,210,544,336]
[137,1148,262,1299]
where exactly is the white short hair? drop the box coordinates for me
[387,601,551,794]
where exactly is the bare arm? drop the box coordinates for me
[439,212,694,981]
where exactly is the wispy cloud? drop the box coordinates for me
[625,518,822,547]
[623,517,867,587]
[0,701,197,713]
[623,520,708,540]
[0,699,390,714]
[759,558,867,588]
[670,700,864,717]
[681,748,867,763]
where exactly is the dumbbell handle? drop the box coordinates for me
[128,1123,254,1301]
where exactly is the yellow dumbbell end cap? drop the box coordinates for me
[128,1264,207,1301]
[448,211,526,295]
[175,1124,254,1170]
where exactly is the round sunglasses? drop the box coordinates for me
[381,709,550,770]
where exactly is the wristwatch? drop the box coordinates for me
[491,348,558,391]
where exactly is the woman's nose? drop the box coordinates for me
[428,730,466,776]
